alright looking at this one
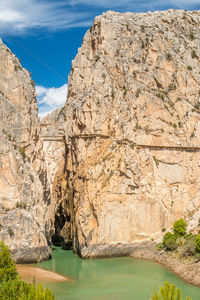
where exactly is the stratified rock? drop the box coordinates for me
[64,10,200,257]
[0,39,52,262]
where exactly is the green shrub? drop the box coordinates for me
[141,25,145,32]
[179,235,196,257]
[16,202,27,209]
[195,234,200,252]
[163,232,177,251]
[95,55,100,62]
[189,31,195,40]
[156,243,164,250]
[166,52,172,61]
[151,281,192,300]
[136,88,141,98]
[173,218,187,236]
[18,146,26,160]
[0,241,17,282]
[8,227,14,237]
[191,50,197,59]
[0,279,55,300]
[0,241,55,299]
[153,155,159,168]
[7,134,12,141]
[111,88,115,99]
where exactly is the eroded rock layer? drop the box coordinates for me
[64,10,200,257]
[0,39,52,262]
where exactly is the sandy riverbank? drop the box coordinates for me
[130,242,200,287]
[16,265,71,283]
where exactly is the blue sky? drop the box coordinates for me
[0,0,200,118]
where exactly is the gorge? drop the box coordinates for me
[0,9,200,291]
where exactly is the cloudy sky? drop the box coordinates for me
[1,0,200,118]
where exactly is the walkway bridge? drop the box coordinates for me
[42,135,65,142]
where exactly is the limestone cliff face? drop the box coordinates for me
[64,10,200,257]
[0,39,52,262]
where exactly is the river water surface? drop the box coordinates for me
[32,247,200,300]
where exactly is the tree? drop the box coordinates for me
[151,282,192,300]
[163,232,177,251]
[0,280,55,300]
[0,240,17,282]
[0,240,55,299]
[173,219,187,236]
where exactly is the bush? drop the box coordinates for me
[195,234,200,252]
[191,50,197,59]
[156,243,164,250]
[173,218,187,236]
[8,227,14,237]
[0,279,55,300]
[163,232,177,251]
[16,202,27,209]
[0,240,55,299]
[151,281,192,300]
[0,241,17,282]
[179,235,196,257]
[18,146,26,159]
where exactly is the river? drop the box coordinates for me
[31,247,200,300]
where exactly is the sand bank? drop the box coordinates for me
[16,265,71,283]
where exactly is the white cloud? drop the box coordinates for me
[36,84,67,119]
[35,86,48,97]
[38,110,55,119]
[0,0,91,35]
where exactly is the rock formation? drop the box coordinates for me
[64,9,200,258]
[0,39,52,262]
[1,9,200,263]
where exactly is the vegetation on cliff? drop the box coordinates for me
[151,282,191,300]
[157,219,200,257]
[0,241,55,299]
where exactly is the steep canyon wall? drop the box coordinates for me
[1,9,200,262]
[0,39,53,262]
[64,10,200,257]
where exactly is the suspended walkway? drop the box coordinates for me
[42,135,65,142]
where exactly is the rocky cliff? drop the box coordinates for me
[64,9,200,258]
[0,39,52,262]
[1,9,200,263]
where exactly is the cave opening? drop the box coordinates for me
[52,201,72,250]
[51,144,73,250]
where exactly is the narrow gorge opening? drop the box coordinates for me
[51,145,73,250]
[41,114,73,251]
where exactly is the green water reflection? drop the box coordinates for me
[34,247,200,300]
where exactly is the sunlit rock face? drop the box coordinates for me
[0,39,53,262]
[64,10,200,257]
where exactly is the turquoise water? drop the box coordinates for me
[34,247,200,300]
